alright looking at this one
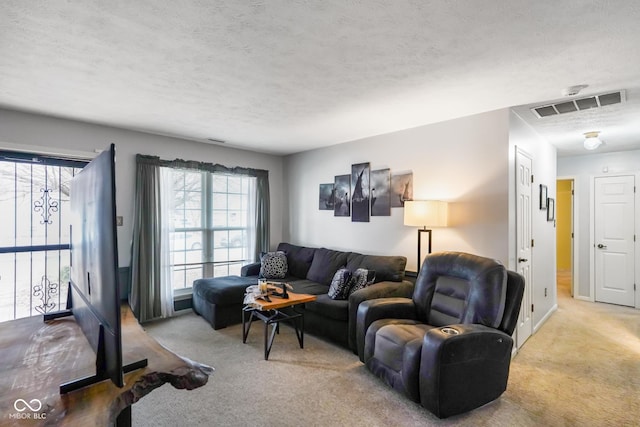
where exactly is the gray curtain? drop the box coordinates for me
[134,155,270,262]
[129,155,271,322]
[254,172,270,261]
[129,156,163,322]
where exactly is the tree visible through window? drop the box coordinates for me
[168,168,253,290]
[0,152,86,321]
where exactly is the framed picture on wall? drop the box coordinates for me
[539,184,548,210]
[318,183,335,210]
[351,162,370,222]
[334,174,351,217]
[370,168,391,216]
[390,172,413,208]
[547,198,555,221]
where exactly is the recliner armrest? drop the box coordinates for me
[419,324,514,418]
[355,297,416,362]
[348,280,414,353]
[241,262,261,277]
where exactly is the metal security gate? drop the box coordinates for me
[0,151,86,321]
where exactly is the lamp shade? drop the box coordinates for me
[404,200,448,228]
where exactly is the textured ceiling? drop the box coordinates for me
[513,88,640,157]
[1,1,640,155]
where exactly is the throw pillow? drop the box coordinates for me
[348,268,376,296]
[259,251,288,279]
[328,268,353,300]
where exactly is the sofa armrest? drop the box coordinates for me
[348,280,414,354]
[419,324,514,418]
[355,296,416,362]
[241,262,261,277]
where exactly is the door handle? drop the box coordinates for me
[518,258,528,263]
[597,244,607,249]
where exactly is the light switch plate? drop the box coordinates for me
[116,216,123,226]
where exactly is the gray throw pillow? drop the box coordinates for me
[328,268,353,300]
[260,251,288,279]
[348,268,376,296]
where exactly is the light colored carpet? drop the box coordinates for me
[133,276,640,426]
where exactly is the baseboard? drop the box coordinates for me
[511,345,518,359]
[533,303,558,333]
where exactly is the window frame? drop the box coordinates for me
[168,169,254,291]
[0,150,88,320]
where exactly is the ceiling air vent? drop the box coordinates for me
[531,90,625,118]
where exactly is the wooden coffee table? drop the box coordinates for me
[242,291,316,360]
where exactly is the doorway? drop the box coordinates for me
[556,179,574,299]
[515,148,533,349]
[593,175,635,307]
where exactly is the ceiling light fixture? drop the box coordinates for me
[583,131,603,150]
[562,84,588,97]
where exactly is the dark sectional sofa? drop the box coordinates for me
[192,242,414,353]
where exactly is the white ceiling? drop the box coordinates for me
[1,1,640,156]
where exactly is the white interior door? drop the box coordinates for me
[594,175,635,307]
[515,149,533,348]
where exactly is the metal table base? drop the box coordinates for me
[242,306,305,360]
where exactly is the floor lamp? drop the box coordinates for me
[404,200,448,273]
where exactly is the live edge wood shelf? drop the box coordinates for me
[0,306,213,426]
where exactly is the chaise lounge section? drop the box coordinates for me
[192,242,414,353]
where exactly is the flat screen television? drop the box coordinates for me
[45,143,146,393]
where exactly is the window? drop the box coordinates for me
[168,168,254,290]
[0,151,87,321]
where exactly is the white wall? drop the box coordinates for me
[0,108,285,267]
[558,149,640,301]
[509,111,558,330]
[284,109,511,272]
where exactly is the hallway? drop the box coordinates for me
[505,269,640,425]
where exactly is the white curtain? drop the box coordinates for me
[246,176,258,262]
[159,167,175,318]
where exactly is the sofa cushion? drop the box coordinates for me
[346,253,406,283]
[288,279,330,295]
[306,248,350,286]
[328,268,353,300]
[192,276,257,305]
[304,294,349,322]
[277,242,316,278]
[259,251,288,279]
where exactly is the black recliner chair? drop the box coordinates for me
[356,252,525,418]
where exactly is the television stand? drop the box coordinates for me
[43,308,73,321]
[43,305,150,395]
[0,306,212,426]
[59,357,149,395]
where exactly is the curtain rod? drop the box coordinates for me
[136,154,268,179]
